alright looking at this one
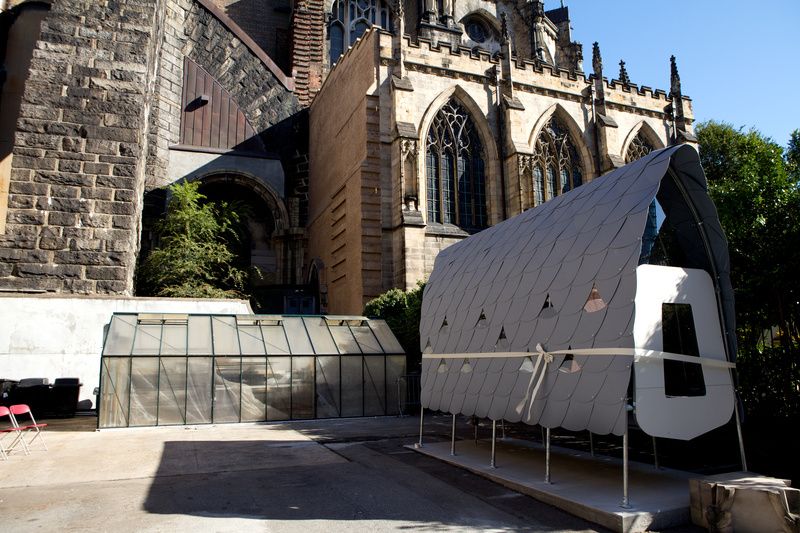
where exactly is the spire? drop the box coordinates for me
[533,0,545,19]
[592,42,602,79]
[501,12,509,44]
[670,55,682,97]
[618,60,630,86]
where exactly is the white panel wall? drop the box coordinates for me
[0,296,252,408]
[633,265,735,440]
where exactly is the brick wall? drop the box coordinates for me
[291,0,324,107]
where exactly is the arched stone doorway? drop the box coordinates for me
[197,173,289,311]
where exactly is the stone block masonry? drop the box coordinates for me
[145,0,300,189]
[1,0,301,295]
[0,0,167,295]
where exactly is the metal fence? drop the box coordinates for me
[397,373,421,416]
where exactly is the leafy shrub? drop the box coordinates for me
[364,282,425,372]
[136,181,247,299]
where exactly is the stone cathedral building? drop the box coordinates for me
[0,0,696,315]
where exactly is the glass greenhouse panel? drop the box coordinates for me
[330,326,361,354]
[341,355,363,417]
[363,356,386,416]
[213,357,241,423]
[238,324,266,355]
[304,317,338,354]
[212,317,240,355]
[368,321,405,353]
[283,317,313,354]
[241,357,267,422]
[186,357,213,424]
[266,357,291,421]
[262,325,290,354]
[132,325,161,356]
[103,316,137,356]
[292,356,315,419]
[129,357,159,426]
[158,357,187,425]
[316,356,341,418]
[99,357,130,427]
[351,325,383,354]
[188,316,213,356]
[161,323,187,355]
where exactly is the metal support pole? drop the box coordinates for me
[474,416,478,445]
[450,414,456,456]
[652,437,659,469]
[545,427,551,483]
[415,407,424,448]
[501,419,506,440]
[621,429,631,509]
[734,404,748,471]
[490,420,497,468]
[589,431,595,457]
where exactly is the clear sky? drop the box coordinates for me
[560,0,799,146]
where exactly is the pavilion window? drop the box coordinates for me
[662,303,706,397]
[425,100,488,232]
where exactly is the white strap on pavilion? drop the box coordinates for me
[422,344,735,421]
[422,345,736,369]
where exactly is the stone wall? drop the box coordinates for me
[212,0,292,74]
[308,30,378,314]
[0,0,300,296]
[146,0,299,190]
[0,0,168,295]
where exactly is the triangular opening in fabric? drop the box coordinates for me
[494,326,510,351]
[538,294,557,318]
[584,283,607,313]
[558,347,582,374]
[476,309,488,328]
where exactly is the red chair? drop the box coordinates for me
[9,404,47,452]
[0,406,29,459]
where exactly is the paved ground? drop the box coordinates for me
[0,415,701,532]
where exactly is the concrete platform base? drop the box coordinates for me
[408,437,693,533]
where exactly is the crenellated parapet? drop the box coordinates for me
[383,32,682,118]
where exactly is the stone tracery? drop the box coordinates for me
[328,0,391,65]
[528,116,584,206]
[425,99,487,231]
[625,132,656,163]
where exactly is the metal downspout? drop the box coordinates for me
[494,66,507,220]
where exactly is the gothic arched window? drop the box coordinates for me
[329,0,391,65]
[426,100,487,231]
[530,116,584,206]
[625,132,655,163]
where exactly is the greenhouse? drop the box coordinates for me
[98,313,406,428]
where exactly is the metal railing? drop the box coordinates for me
[396,373,420,416]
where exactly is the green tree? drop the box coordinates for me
[136,180,247,299]
[364,282,425,372]
[697,121,800,350]
[787,129,800,179]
